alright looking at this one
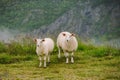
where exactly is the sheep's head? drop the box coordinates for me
[62,33,75,42]
[34,39,45,47]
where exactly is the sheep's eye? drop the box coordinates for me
[40,39,45,43]
[42,39,45,42]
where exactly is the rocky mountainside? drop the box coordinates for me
[32,0,120,40]
[0,0,120,46]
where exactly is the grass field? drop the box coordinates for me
[0,51,120,79]
[0,41,120,80]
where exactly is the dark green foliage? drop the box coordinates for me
[83,46,120,57]
[0,53,35,64]
[84,47,110,57]
[23,55,34,61]
[91,0,120,8]
[0,38,36,55]
[0,0,79,31]
[7,42,25,55]
[0,53,11,64]
[77,42,95,51]
[52,45,58,55]
[0,42,7,53]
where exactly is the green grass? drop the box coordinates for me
[0,40,120,79]
[0,53,35,64]
[0,52,120,80]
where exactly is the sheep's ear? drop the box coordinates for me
[62,33,66,36]
[71,33,75,36]
[34,38,37,42]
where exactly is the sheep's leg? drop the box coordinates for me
[71,52,74,63]
[58,47,61,58]
[48,54,50,63]
[43,56,47,67]
[64,52,69,63]
[39,56,42,67]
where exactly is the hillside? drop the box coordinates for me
[0,0,79,30]
[0,1,120,79]
[0,0,120,46]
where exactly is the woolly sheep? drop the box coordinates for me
[34,38,54,67]
[57,32,78,63]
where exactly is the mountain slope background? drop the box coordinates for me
[0,0,120,47]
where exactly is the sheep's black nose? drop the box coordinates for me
[37,45,39,47]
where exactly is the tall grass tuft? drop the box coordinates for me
[77,42,95,51]
[0,37,36,55]
[0,37,120,64]
[0,42,7,53]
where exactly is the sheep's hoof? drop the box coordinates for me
[71,62,74,64]
[66,58,69,63]
[58,55,61,58]
[39,65,42,68]
[39,66,42,68]
[66,62,69,64]
[44,64,47,68]
[71,60,74,63]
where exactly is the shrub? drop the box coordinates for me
[7,42,25,55]
[5,38,36,55]
[0,42,7,53]
[0,53,11,64]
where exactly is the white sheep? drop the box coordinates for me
[34,38,54,67]
[57,32,78,63]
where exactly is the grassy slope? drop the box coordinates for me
[0,48,120,80]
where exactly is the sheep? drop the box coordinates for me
[34,38,54,67]
[57,32,78,63]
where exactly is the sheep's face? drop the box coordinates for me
[34,39,45,47]
[62,33,75,42]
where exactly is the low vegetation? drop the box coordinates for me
[0,38,120,79]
